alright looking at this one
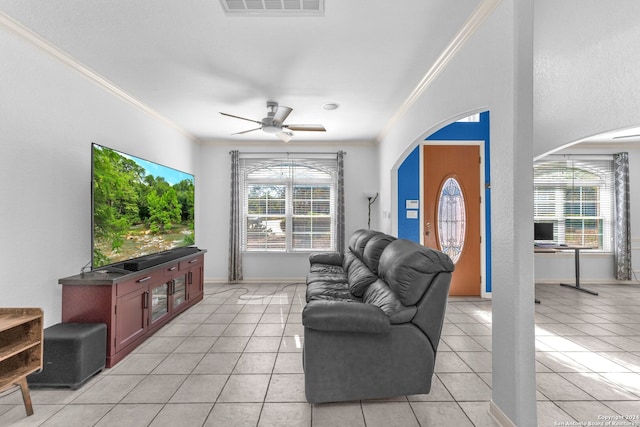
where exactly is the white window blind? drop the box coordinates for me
[240,153,337,252]
[533,156,614,251]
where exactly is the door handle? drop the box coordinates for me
[425,222,431,236]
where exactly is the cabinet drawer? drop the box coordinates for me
[180,255,203,271]
[117,270,165,296]
[162,262,180,279]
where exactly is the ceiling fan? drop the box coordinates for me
[220,101,326,142]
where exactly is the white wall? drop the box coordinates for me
[198,142,379,282]
[533,0,640,158]
[0,27,200,327]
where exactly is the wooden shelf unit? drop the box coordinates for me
[0,308,44,416]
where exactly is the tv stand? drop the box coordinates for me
[60,249,206,368]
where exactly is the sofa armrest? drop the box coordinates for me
[309,252,343,266]
[302,300,390,334]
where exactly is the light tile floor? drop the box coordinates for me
[1,282,639,426]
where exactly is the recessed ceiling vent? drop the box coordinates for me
[220,0,324,15]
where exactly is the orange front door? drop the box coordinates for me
[423,144,481,296]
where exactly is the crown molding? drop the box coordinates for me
[0,11,200,143]
[377,0,502,143]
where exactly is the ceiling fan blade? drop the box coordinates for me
[273,106,293,125]
[276,131,292,143]
[220,112,262,125]
[285,124,326,132]
[232,127,262,135]
[613,134,640,139]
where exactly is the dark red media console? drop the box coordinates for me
[59,249,206,368]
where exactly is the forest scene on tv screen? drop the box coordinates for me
[92,144,195,268]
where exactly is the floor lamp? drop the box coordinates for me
[365,192,378,229]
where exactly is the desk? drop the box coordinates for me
[535,245,598,296]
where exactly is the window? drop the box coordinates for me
[240,155,338,252]
[456,113,480,123]
[533,157,614,251]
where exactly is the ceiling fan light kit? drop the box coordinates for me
[321,102,339,110]
[220,101,326,142]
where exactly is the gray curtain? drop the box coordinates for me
[614,152,631,280]
[228,150,243,283]
[336,151,346,255]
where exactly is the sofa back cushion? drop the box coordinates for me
[347,229,369,256]
[349,229,381,260]
[362,234,396,274]
[362,279,417,324]
[347,257,378,297]
[342,250,358,272]
[378,239,455,306]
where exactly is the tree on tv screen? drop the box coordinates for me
[147,185,181,233]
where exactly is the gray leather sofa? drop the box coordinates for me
[302,229,454,403]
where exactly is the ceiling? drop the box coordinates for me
[0,0,486,144]
[3,0,637,147]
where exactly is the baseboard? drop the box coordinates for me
[489,401,517,427]
[205,277,306,285]
[535,279,636,285]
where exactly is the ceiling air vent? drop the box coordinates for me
[220,0,324,15]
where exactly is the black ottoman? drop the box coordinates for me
[28,323,106,389]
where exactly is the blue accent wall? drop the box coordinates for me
[397,146,421,241]
[396,111,492,293]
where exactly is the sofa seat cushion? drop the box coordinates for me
[362,279,417,324]
[306,280,361,303]
[309,263,345,275]
[306,271,347,285]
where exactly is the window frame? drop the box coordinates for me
[533,157,614,252]
[240,156,337,253]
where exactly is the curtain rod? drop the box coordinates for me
[229,151,346,155]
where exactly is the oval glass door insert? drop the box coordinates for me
[437,177,466,264]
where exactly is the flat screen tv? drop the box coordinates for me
[91,143,195,269]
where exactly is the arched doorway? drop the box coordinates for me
[395,111,491,297]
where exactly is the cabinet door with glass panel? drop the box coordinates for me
[149,281,170,327]
[170,276,187,311]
